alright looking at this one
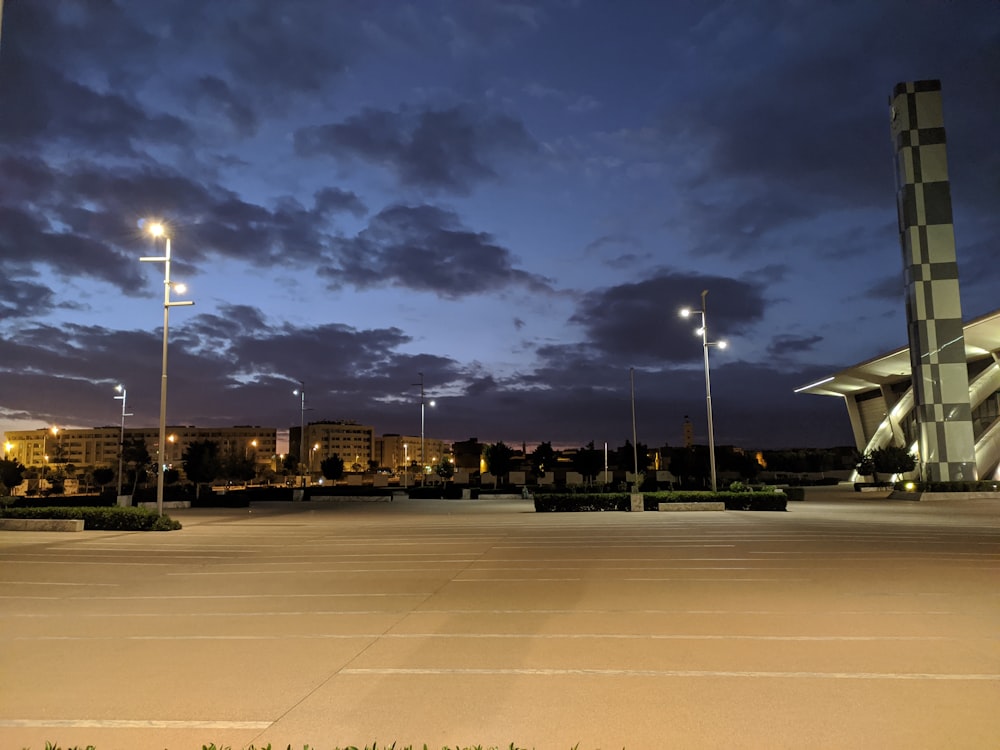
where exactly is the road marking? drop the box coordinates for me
[12,633,963,642]
[0,719,271,729]
[341,667,1000,681]
[0,581,119,586]
[0,592,431,601]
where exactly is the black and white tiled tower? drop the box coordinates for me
[889,80,976,481]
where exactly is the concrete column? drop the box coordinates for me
[889,80,976,481]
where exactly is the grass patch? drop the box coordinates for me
[1,505,181,530]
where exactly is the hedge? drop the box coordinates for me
[0,506,181,530]
[645,491,787,512]
[534,492,787,512]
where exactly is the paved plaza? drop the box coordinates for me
[1,486,999,750]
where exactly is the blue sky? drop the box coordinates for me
[1,1,997,451]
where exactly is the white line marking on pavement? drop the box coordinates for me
[12,633,964,642]
[0,719,272,729]
[0,581,118,586]
[168,566,475,575]
[0,592,431,601]
[341,667,1000,681]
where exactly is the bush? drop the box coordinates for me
[533,493,631,512]
[5,494,117,508]
[644,491,787,512]
[0,506,181,530]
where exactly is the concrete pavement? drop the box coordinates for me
[1,486,998,749]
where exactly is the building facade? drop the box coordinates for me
[3,425,277,471]
[290,421,375,472]
[375,433,449,472]
[797,310,1000,481]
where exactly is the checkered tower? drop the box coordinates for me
[889,80,976,481]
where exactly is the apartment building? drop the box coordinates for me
[3,426,277,470]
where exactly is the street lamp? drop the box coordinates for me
[680,290,727,492]
[292,383,306,487]
[140,221,194,516]
[413,373,436,485]
[114,385,132,498]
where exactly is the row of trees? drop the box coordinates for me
[477,440,889,489]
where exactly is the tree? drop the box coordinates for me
[321,454,344,481]
[92,467,115,490]
[483,441,514,484]
[530,442,556,476]
[858,446,917,483]
[182,440,222,488]
[435,457,455,481]
[122,437,152,494]
[282,453,299,476]
[221,452,256,482]
[615,440,651,473]
[573,441,604,486]
[0,458,26,494]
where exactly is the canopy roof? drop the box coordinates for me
[796,309,1000,398]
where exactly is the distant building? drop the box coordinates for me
[2,425,277,471]
[451,437,484,472]
[375,434,448,472]
[290,420,375,473]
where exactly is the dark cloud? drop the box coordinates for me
[294,105,537,194]
[568,273,768,364]
[0,156,374,290]
[191,76,260,137]
[321,204,554,298]
[767,334,824,359]
[0,3,191,154]
[313,188,368,218]
[0,205,147,293]
[863,274,905,303]
[0,276,56,321]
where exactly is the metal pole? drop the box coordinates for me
[701,290,718,493]
[141,227,192,516]
[630,367,639,487]
[420,374,425,486]
[155,238,172,517]
[114,386,130,498]
[299,385,305,486]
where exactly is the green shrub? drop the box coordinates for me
[533,493,631,512]
[644,491,786,512]
[0,505,181,530]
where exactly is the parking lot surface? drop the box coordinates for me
[2,487,999,750]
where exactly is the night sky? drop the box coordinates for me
[1,1,997,452]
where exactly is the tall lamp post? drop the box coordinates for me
[680,290,727,492]
[292,383,306,486]
[114,384,132,499]
[413,373,435,485]
[140,221,194,516]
